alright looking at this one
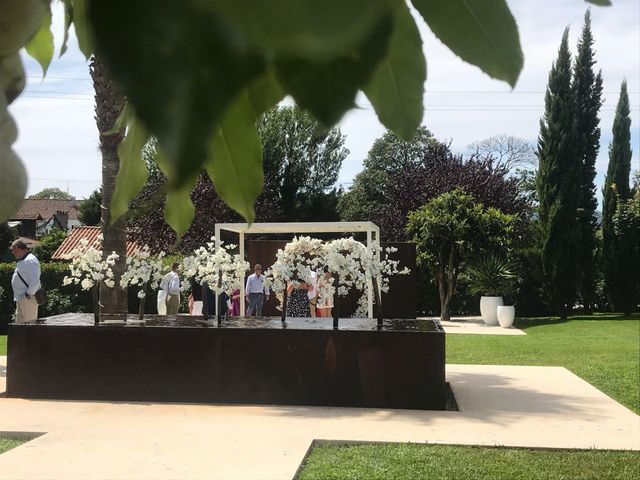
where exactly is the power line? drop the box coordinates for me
[23,76,640,95]
[19,93,639,112]
[31,177,100,183]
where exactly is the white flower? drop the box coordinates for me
[119,246,166,298]
[265,236,325,294]
[181,236,249,295]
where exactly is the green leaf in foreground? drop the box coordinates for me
[0,140,28,224]
[88,0,265,188]
[586,0,612,6]
[276,16,392,126]
[111,112,149,222]
[164,177,196,240]
[25,5,54,76]
[211,0,391,63]
[412,0,523,87]
[60,0,73,57]
[364,4,425,140]
[72,0,93,59]
[206,73,284,223]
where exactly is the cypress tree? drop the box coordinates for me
[536,29,580,319]
[603,80,633,313]
[572,10,603,313]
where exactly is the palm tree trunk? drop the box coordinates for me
[90,56,128,322]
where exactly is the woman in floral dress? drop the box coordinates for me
[286,281,311,317]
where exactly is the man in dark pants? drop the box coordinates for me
[245,264,269,316]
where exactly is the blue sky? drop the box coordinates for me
[9,0,640,206]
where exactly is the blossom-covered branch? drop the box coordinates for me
[182,237,249,294]
[119,246,166,298]
[62,238,118,290]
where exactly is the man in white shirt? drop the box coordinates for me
[159,262,181,315]
[10,239,41,323]
[245,264,270,316]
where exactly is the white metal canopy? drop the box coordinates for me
[214,222,381,317]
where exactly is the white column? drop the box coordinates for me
[215,225,221,318]
[373,226,382,311]
[239,231,245,316]
[366,227,373,318]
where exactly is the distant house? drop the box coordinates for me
[52,226,140,260]
[8,199,83,239]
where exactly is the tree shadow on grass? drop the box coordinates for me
[515,313,640,331]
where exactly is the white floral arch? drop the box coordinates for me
[214,222,381,317]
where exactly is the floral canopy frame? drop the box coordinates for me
[214,222,381,317]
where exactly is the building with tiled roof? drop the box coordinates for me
[9,199,83,239]
[52,226,141,260]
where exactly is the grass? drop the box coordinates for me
[298,314,640,479]
[296,443,640,480]
[0,437,25,455]
[2,314,638,476]
[447,313,640,413]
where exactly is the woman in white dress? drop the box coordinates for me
[316,267,334,318]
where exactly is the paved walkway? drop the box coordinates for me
[1,356,638,479]
[422,316,526,335]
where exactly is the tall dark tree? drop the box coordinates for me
[79,189,102,226]
[257,106,348,222]
[603,81,634,313]
[338,127,436,221]
[381,151,527,241]
[572,10,603,313]
[90,56,127,320]
[536,29,579,319]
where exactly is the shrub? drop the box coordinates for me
[0,263,92,333]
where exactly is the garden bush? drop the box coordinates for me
[0,262,186,333]
[0,262,92,333]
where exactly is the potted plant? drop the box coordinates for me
[467,255,517,327]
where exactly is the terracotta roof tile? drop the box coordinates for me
[52,226,141,260]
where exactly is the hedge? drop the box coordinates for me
[0,262,186,334]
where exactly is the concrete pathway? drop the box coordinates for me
[422,316,526,335]
[0,357,638,479]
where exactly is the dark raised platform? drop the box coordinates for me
[7,314,446,410]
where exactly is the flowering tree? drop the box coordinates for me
[267,236,325,293]
[182,237,249,317]
[63,238,118,324]
[325,238,410,320]
[265,236,326,320]
[119,246,165,320]
[267,236,410,321]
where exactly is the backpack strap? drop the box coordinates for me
[16,270,29,289]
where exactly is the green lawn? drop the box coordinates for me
[447,313,640,413]
[298,314,640,479]
[0,437,25,455]
[297,443,640,480]
[0,335,5,356]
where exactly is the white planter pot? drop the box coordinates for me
[480,296,503,326]
[497,305,515,328]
